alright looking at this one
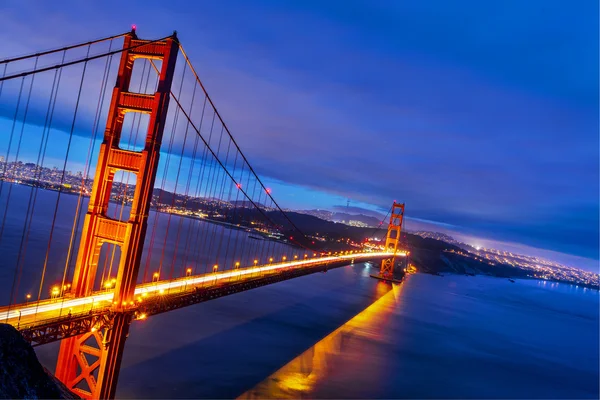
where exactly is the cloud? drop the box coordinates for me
[0,0,597,263]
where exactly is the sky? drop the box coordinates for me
[0,0,598,271]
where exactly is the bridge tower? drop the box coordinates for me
[55,30,179,399]
[371,202,405,283]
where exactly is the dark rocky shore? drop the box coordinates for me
[0,324,78,399]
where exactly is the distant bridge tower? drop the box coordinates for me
[54,30,179,399]
[371,201,405,283]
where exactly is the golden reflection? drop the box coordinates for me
[238,281,404,399]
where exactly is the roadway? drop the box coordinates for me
[0,251,400,329]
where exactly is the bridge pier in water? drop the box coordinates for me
[54,30,179,399]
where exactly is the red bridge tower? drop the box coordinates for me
[54,30,179,399]
[371,201,405,283]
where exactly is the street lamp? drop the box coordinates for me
[282,256,287,262]
[186,268,192,277]
[51,286,60,300]
[232,262,241,281]
[25,294,31,305]
[269,257,273,264]
[153,272,159,282]
[213,264,219,285]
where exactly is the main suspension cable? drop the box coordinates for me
[0,35,171,82]
[169,94,312,252]
[177,44,312,247]
[0,31,129,65]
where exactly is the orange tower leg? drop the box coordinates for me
[55,30,179,399]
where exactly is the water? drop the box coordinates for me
[32,268,600,399]
[0,183,295,305]
[2,184,599,398]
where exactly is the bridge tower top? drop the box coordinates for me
[384,201,404,254]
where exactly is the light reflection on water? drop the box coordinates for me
[239,281,403,399]
[28,252,597,399]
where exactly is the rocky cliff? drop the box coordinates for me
[0,324,78,399]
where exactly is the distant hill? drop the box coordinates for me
[231,200,267,209]
[259,211,528,278]
[331,212,381,227]
[294,209,383,228]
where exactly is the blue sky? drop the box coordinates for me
[0,0,598,270]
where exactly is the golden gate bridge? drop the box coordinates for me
[0,29,406,399]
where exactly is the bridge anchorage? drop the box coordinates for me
[370,202,407,283]
[0,27,399,400]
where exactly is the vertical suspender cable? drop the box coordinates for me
[38,46,90,308]
[7,56,39,305]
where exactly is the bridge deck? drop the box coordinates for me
[0,252,393,345]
